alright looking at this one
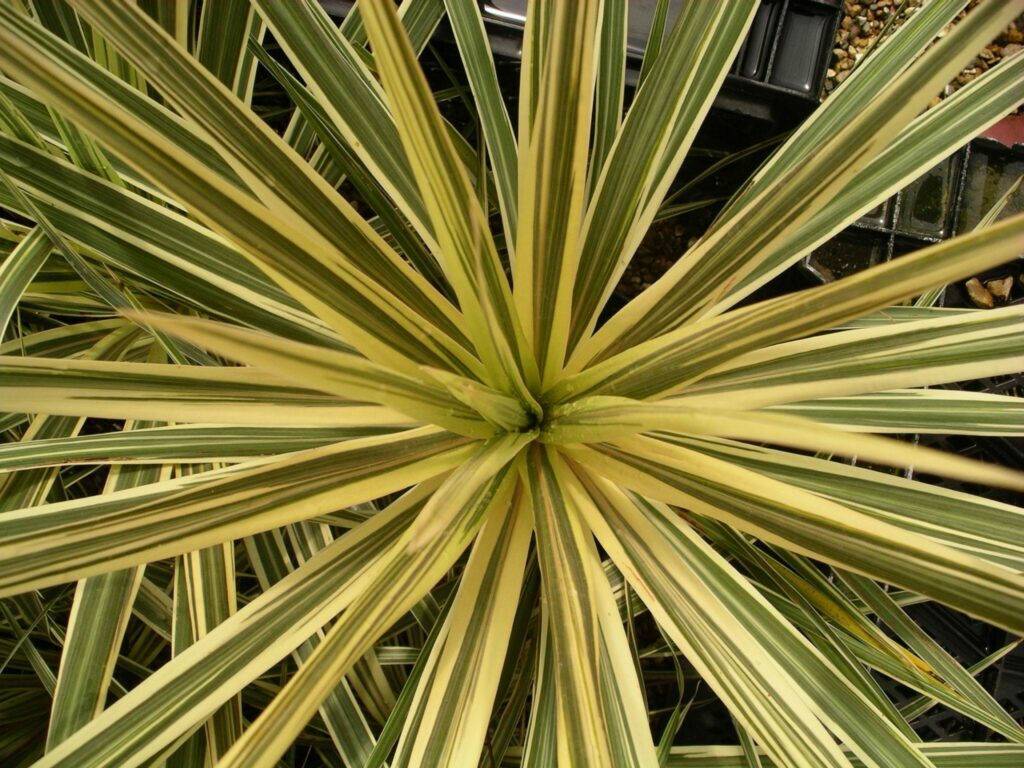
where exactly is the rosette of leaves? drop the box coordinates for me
[1,1,1023,766]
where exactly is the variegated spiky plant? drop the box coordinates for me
[1,0,1024,766]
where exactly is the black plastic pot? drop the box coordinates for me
[479,0,842,131]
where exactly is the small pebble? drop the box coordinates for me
[825,4,1023,109]
[985,276,1013,302]
[965,277,994,309]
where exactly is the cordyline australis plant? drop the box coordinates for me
[0,0,1024,766]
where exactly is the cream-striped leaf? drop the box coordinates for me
[138,312,495,438]
[514,0,601,383]
[45,430,164,751]
[578,0,1021,361]
[677,305,1024,410]
[768,389,1024,435]
[0,355,414,426]
[544,396,1024,491]
[216,436,523,768]
[0,227,52,339]
[568,1,758,354]
[553,214,1024,401]
[576,436,1024,634]
[521,445,615,766]
[32,485,432,768]
[391,491,531,766]
[0,428,471,596]
[676,434,1024,572]
[570,474,904,768]
[360,0,538,402]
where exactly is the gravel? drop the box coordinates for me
[824,0,1024,106]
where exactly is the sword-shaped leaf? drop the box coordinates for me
[33,485,431,768]
[553,214,1024,401]
[677,434,1024,572]
[360,0,538,402]
[576,435,1024,633]
[215,436,524,768]
[0,355,414,426]
[544,396,1024,491]
[767,389,1024,435]
[513,0,601,383]
[0,427,471,596]
[571,473,923,767]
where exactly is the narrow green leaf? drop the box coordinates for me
[0,354,415,426]
[0,425,399,472]
[45,439,163,750]
[554,213,1024,402]
[545,396,1024,491]
[678,434,1024,572]
[180,532,243,762]
[392,494,531,766]
[360,0,538,403]
[571,473,900,768]
[444,0,519,257]
[638,0,672,86]
[679,306,1024,410]
[138,312,495,438]
[567,1,758,358]
[521,616,558,768]
[196,0,259,97]
[663,742,1024,767]
[768,389,1024,435]
[581,0,1021,362]
[588,0,626,195]
[33,485,432,768]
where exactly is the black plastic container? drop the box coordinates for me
[480,0,842,130]
[800,136,1024,308]
[318,1,841,132]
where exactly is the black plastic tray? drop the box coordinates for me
[802,136,1024,308]
[479,0,842,130]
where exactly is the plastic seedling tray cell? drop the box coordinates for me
[802,230,885,283]
[801,148,967,283]
[896,152,962,240]
[763,0,840,94]
[955,138,1024,232]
